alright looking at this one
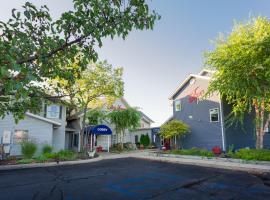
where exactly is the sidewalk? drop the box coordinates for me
[1,150,270,173]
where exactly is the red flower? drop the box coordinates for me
[212,146,222,155]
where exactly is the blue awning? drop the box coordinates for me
[84,125,112,135]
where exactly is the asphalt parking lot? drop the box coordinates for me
[0,157,270,200]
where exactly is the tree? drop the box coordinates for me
[159,119,189,149]
[52,60,124,151]
[86,108,107,126]
[205,17,270,149]
[108,108,141,149]
[0,0,160,121]
[140,134,150,147]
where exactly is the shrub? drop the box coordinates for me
[170,147,215,157]
[57,150,76,161]
[43,152,57,159]
[140,134,150,148]
[42,145,53,154]
[21,141,37,159]
[233,149,270,161]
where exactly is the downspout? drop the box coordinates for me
[219,93,226,151]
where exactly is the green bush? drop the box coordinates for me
[232,149,270,161]
[21,141,37,159]
[140,134,150,148]
[42,145,53,154]
[43,152,57,159]
[170,147,215,157]
[57,150,76,161]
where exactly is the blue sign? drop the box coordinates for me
[91,125,112,135]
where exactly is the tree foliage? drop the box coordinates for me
[51,60,124,150]
[0,0,160,121]
[205,16,270,149]
[108,107,141,149]
[86,108,106,126]
[159,119,189,139]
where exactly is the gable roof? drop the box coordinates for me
[198,69,215,76]
[140,111,154,123]
[26,112,61,126]
[169,74,211,100]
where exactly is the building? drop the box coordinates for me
[67,97,154,151]
[158,69,270,151]
[0,101,67,156]
[0,97,155,156]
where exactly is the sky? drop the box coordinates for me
[1,1,270,126]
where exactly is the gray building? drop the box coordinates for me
[0,101,69,156]
[165,69,270,151]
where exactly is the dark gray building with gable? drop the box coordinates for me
[166,69,270,151]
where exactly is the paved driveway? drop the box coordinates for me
[0,158,269,200]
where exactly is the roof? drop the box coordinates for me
[198,69,216,76]
[26,112,61,126]
[140,111,154,123]
[169,74,211,100]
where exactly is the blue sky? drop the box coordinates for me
[1,1,270,126]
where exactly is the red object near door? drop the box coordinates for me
[164,139,170,150]
[97,146,103,152]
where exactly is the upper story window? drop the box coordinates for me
[209,108,219,122]
[174,99,182,112]
[46,104,61,119]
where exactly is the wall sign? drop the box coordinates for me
[188,87,205,103]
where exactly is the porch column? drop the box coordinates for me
[107,135,110,152]
[90,134,93,151]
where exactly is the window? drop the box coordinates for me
[209,108,219,122]
[160,136,164,146]
[189,78,196,85]
[174,99,181,111]
[46,104,61,119]
[73,134,78,147]
[13,130,28,144]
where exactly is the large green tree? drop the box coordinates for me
[108,107,141,149]
[159,119,189,149]
[52,60,124,150]
[0,0,160,121]
[205,17,270,149]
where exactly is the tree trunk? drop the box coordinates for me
[254,99,265,149]
[79,107,87,152]
[121,130,124,150]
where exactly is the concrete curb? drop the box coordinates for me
[1,151,270,173]
[132,152,270,173]
[0,154,130,171]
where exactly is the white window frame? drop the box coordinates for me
[46,104,60,119]
[13,130,29,144]
[174,99,182,112]
[209,108,219,122]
